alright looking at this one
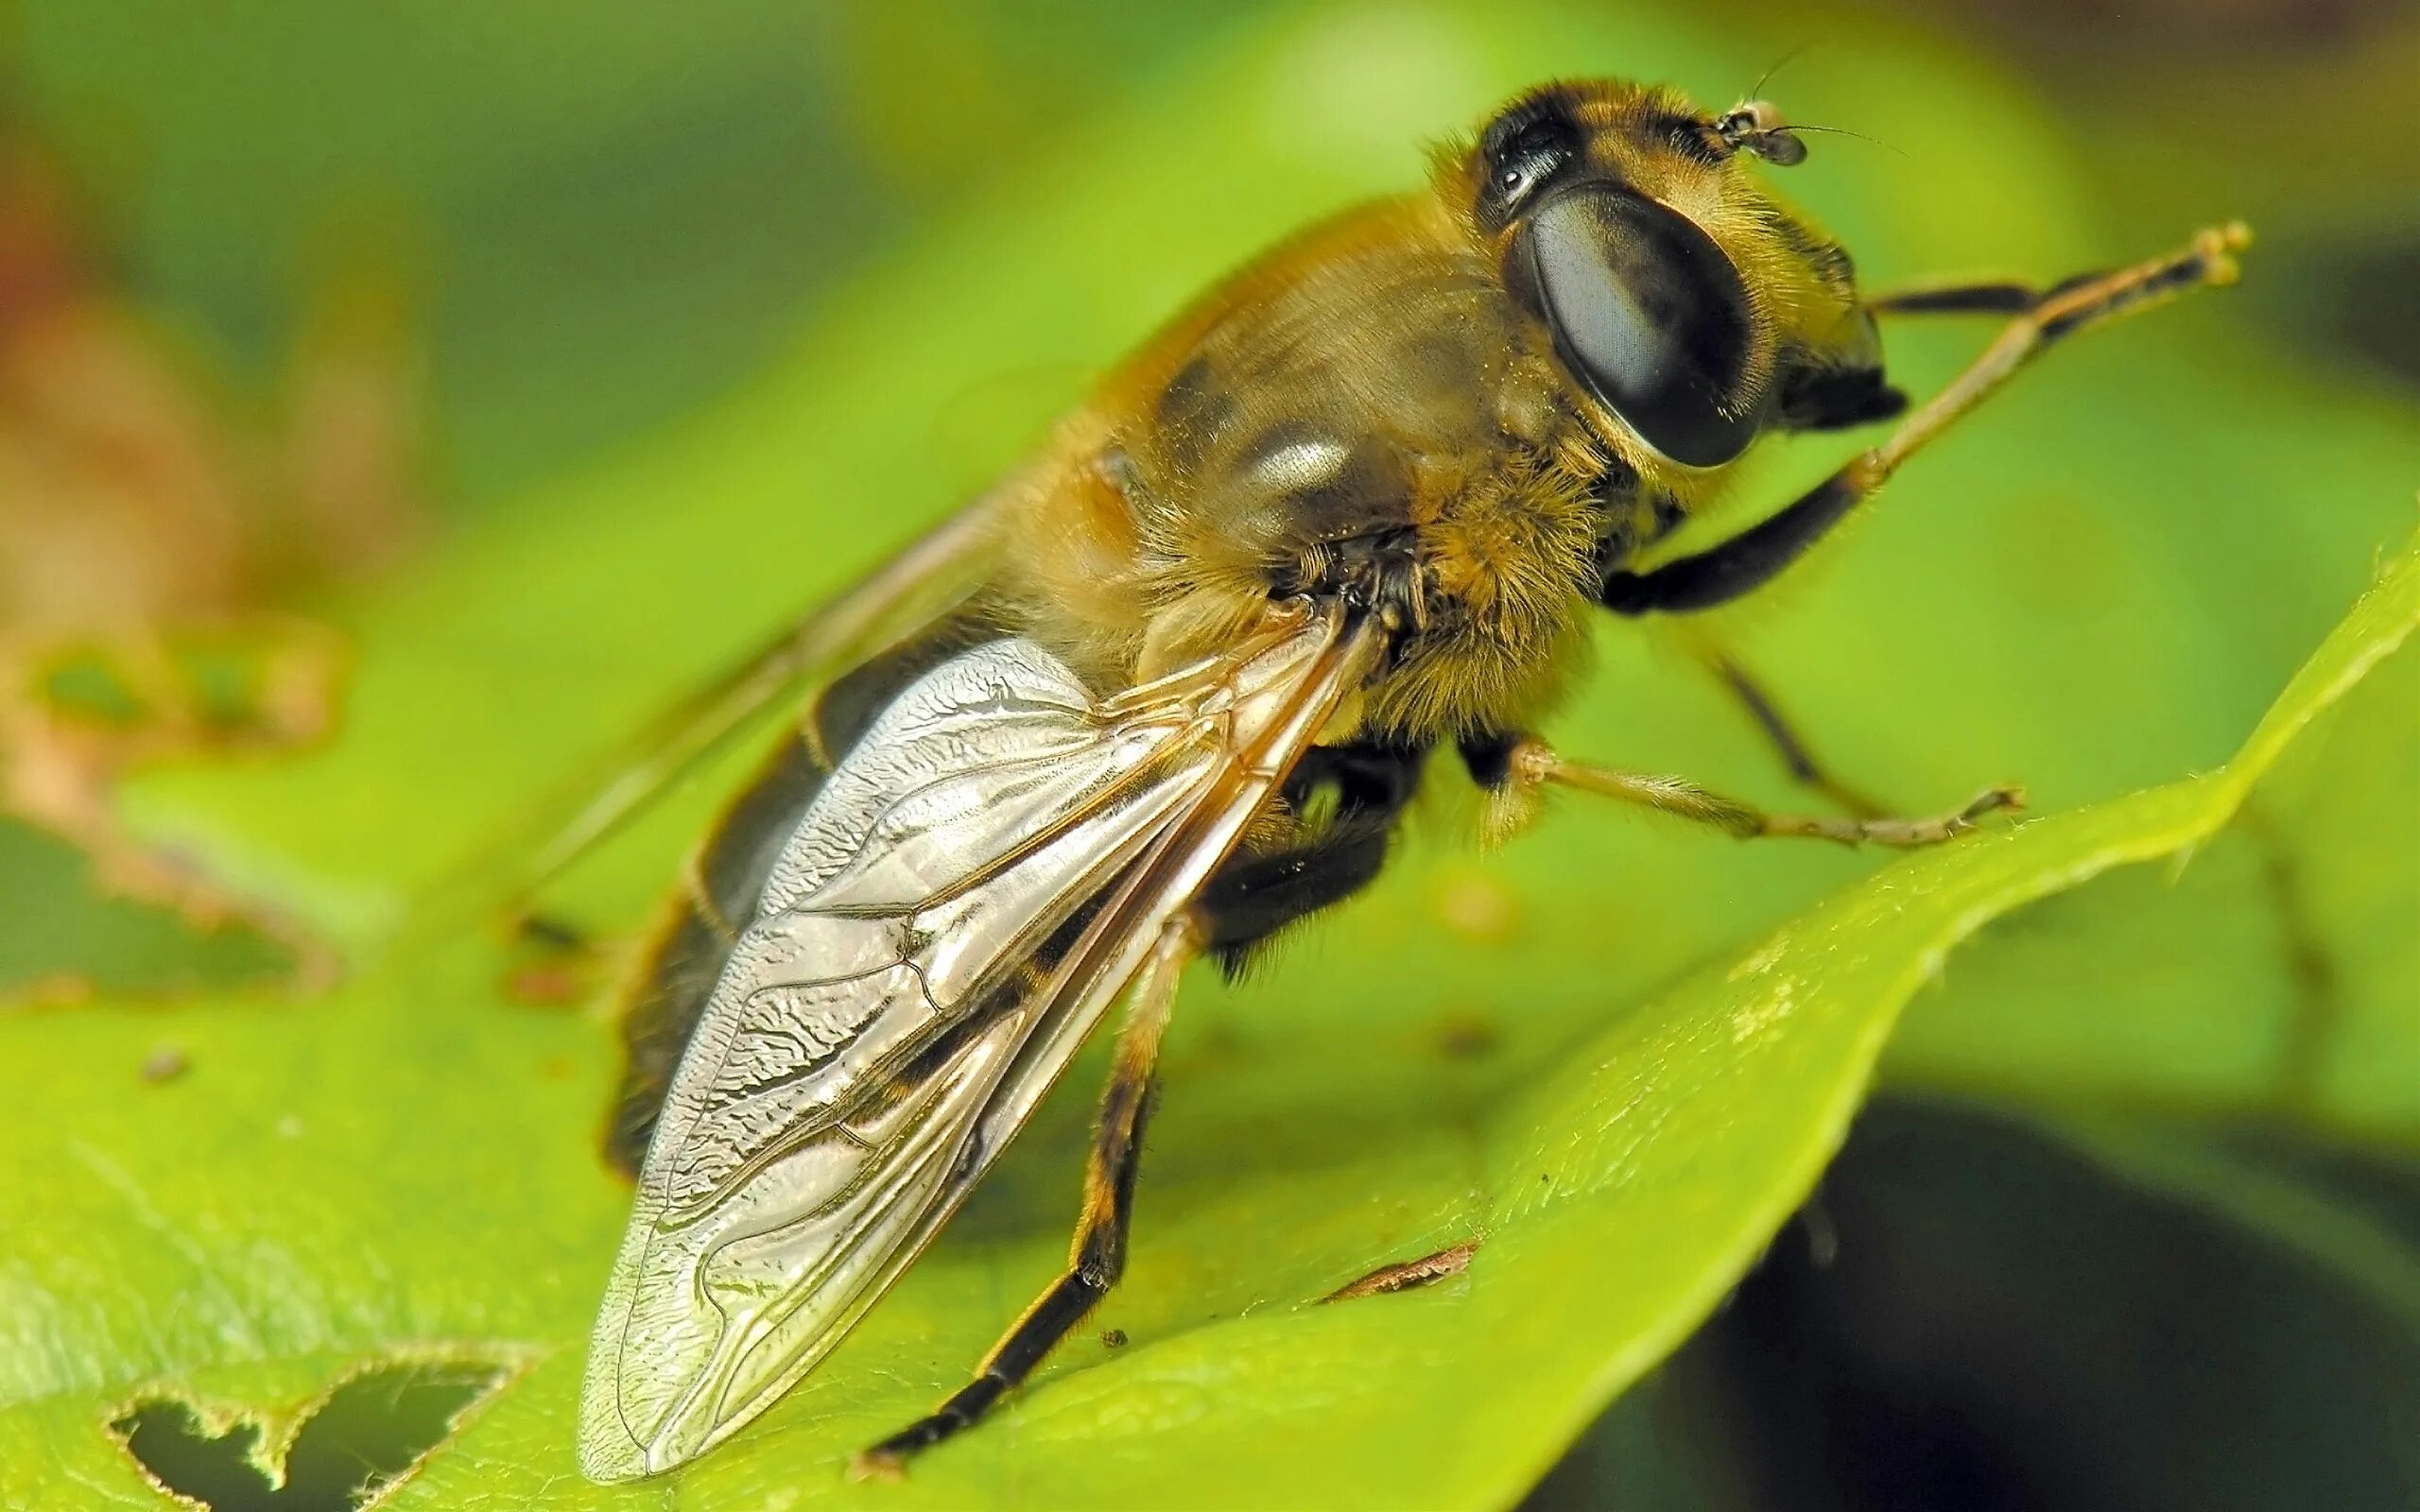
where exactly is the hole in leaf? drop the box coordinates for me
[0,816,298,1003]
[38,651,149,728]
[2,622,348,1005]
[110,1359,511,1511]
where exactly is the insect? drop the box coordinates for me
[563,77,2245,1482]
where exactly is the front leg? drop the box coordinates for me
[1461,732,2019,850]
[1599,223,2248,616]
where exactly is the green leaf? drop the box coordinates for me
[4,518,2409,1510]
[5,3,2415,1506]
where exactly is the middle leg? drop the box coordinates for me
[1465,733,2018,850]
[1599,223,2248,616]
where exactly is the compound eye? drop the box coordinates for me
[1520,185,1762,468]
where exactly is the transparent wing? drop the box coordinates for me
[475,498,1004,914]
[579,602,1379,1482]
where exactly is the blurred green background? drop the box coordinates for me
[2,2,2414,1509]
[8,0,2412,521]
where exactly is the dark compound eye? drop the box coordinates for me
[1516,185,1762,468]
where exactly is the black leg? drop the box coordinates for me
[852,916,1196,1478]
[1864,265,2164,318]
[1599,223,2248,617]
[1864,278,2041,317]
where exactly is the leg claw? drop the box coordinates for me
[849,1448,908,1484]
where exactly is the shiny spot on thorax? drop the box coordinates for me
[1238,421,1353,497]
[1230,421,1411,545]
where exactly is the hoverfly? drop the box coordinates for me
[567,77,2244,1481]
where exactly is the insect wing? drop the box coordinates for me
[488,498,1003,911]
[579,607,1374,1481]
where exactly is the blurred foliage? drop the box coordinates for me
[0,815,289,1001]
[0,1,2413,1508]
[0,625,342,1003]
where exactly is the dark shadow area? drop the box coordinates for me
[1526,1098,2420,1512]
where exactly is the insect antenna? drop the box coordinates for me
[1737,43,1816,107]
[1783,123,1909,160]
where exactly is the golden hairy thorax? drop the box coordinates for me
[993,79,1870,741]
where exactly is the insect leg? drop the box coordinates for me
[853,911,1200,1478]
[1860,250,2224,318]
[1474,734,2018,850]
[1697,647,1886,819]
[1863,278,2043,317]
[1599,223,2249,616]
